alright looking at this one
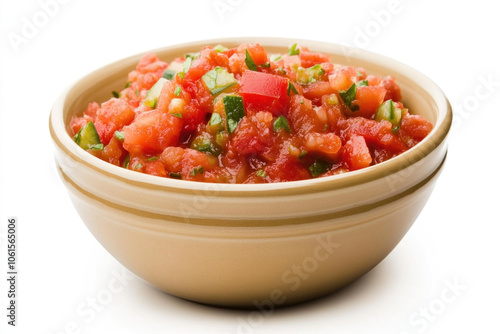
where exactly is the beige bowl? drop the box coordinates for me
[49,37,452,308]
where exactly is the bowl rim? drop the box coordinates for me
[49,37,452,197]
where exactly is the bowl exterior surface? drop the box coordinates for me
[50,37,452,307]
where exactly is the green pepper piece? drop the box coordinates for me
[73,121,102,150]
[223,95,245,133]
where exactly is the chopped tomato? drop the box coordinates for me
[239,70,289,115]
[94,98,135,145]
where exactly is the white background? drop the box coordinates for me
[1,0,499,333]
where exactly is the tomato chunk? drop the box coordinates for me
[239,70,289,115]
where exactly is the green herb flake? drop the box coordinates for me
[174,86,182,96]
[287,81,299,96]
[114,131,125,141]
[309,159,331,177]
[135,163,143,170]
[298,150,308,159]
[112,91,120,98]
[260,62,270,68]
[357,80,368,87]
[146,156,159,161]
[171,112,183,118]
[277,67,286,75]
[223,95,245,133]
[339,83,357,108]
[245,49,258,71]
[270,54,282,62]
[170,172,182,179]
[256,169,267,178]
[123,155,130,169]
[273,115,291,133]
[190,166,205,176]
[287,43,300,56]
[125,81,132,88]
[163,69,176,80]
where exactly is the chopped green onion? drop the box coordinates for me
[112,91,120,98]
[202,67,237,95]
[190,166,205,176]
[309,159,331,177]
[245,49,258,71]
[146,156,159,161]
[114,131,125,141]
[163,69,176,80]
[273,115,291,133]
[256,169,267,178]
[174,86,182,96]
[287,81,299,96]
[287,43,300,56]
[339,83,357,108]
[223,95,245,133]
[73,121,102,150]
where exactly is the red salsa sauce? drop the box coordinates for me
[69,43,433,183]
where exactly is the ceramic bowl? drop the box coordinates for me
[49,37,452,308]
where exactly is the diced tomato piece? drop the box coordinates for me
[230,115,272,156]
[181,149,213,181]
[123,110,182,155]
[303,81,335,104]
[299,51,330,68]
[399,114,433,147]
[288,96,324,135]
[265,156,311,182]
[94,98,135,145]
[329,66,357,91]
[160,146,185,173]
[343,135,372,170]
[243,43,268,65]
[380,76,402,102]
[304,132,342,161]
[351,86,387,118]
[144,160,167,177]
[239,70,289,115]
[69,116,89,136]
[340,117,407,152]
[102,137,126,166]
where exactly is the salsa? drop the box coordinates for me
[69,43,433,183]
